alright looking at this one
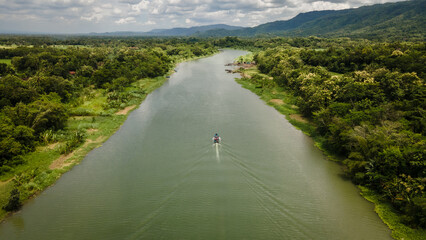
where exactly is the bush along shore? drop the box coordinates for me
[0,37,219,221]
[233,43,425,240]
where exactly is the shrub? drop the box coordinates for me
[2,186,21,211]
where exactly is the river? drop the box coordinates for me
[0,50,391,239]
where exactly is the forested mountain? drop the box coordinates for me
[201,0,425,39]
[90,24,242,37]
[145,24,243,36]
[199,10,336,37]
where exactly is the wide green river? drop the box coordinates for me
[0,50,391,239]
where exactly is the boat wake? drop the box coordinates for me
[215,143,220,162]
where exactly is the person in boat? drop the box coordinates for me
[213,133,220,143]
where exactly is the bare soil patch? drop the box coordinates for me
[46,142,59,150]
[290,114,308,123]
[226,62,256,69]
[38,142,59,152]
[87,128,98,134]
[49,152,74,170]
[82,136,107,148]
[49,136,107,170]
[270,99,284,105]
[72,116,92,120]
[115,105,136,115]
[240,73,252,79]
[0,179,11,188]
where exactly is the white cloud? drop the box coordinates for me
[0,0,404,33]
[113,8,122,14]
[115,16,136,24]
[131,0,149,13]
[306,1,351,11]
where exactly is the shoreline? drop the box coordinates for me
[0,76,165,222]
[234,65,426,240]
[0,52,218,223]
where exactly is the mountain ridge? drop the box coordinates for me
[87,24,243,36]
[200,0,425,39]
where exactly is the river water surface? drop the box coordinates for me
[0,50,391,239]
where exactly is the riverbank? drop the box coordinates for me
[0,76,167,221]
[234,65,426,240]
[0,51,217,222]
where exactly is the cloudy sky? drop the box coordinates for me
[0,0,403,33]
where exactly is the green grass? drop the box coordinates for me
[235,76,323,146]
[70,89,108,116]
[0,181,13,218]
[235,52,254,63]
[360,186,426,240]
[0,59,11,65]
[0,146,63,219]
[241,66,264,77]
[0,45,19,49]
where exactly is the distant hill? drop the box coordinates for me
[201,0,426,39]
[90,24,243,37]
[196,10,336,37]
[145,24,243,36]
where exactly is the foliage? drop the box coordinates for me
[0,36,218,171]
[0,36,220,221]
[253,41,425,228]
[2,181,21,212]
[57,130,86,154]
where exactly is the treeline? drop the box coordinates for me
[0,35,216,50]
[0,37,217,173]
[300,43,425,78]
[253,41,425,228]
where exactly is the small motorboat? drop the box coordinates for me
[213,133,220,144]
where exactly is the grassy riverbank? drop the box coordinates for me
[235,67,325,154]
[0,36,220,222]
[0,52,215,221]
[235,66,426,240]
[0,74,168,221]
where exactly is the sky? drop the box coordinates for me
[0,0,404,34]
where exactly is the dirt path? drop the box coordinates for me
[0,179,11,188]
[49,136,107,170]
[49,152,75,170]
[290,114,308,123]
[87,128,98,134]
[269,99,284,105]
[115,105,136,115]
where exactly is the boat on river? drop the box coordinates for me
[213,133,221,144]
